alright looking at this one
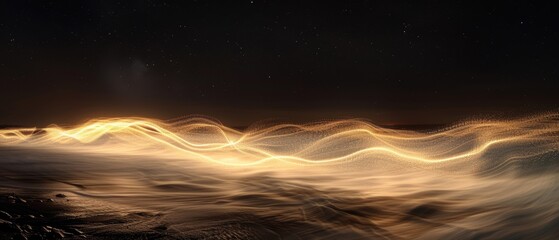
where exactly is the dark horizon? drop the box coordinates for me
[1,1,558,127]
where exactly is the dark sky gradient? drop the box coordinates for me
[1,1,558,126]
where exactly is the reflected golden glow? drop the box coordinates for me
[1,113,558,168]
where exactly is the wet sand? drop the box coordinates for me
[1,147,559,240]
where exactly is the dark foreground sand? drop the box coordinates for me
[0,191,173,240]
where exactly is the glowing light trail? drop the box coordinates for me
[1,113,558,167]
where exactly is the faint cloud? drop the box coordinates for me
[104,59,153,100]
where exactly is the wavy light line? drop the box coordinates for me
[1,113,558,167]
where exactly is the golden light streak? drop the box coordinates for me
[1,113,558,167]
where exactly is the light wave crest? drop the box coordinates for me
[1,113,558,170]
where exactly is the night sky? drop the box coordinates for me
[1,1,558,127]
